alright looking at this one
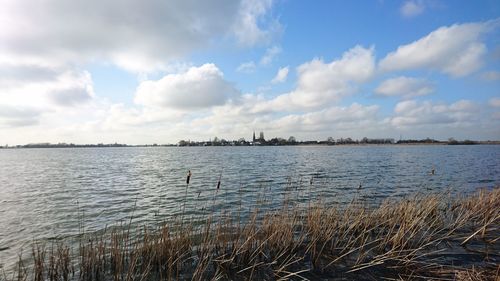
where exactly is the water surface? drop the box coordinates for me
[1,145,499,269]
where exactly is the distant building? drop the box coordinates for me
[252,131,265,144]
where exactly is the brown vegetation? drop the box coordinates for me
[2,188,499,281]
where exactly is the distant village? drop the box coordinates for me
[1,131,497,149]
[176,131,486,146]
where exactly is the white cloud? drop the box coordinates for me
[238,45,282,74]
[379,20,499,77]
[268,103,380,133]
[236,61,257,73]
[99,104,187,132]
[232,0,282,46]
[489,97,500,107]
[400,0,425,18]
[188,102,382,141]
[0,105,42,128]
[375,76,434,99]
[262,45,375,110]
[271,66,289,84]
[390,99,478,127]
[134,64,240,109]
[0,0,280,73]
[0,67,94,110]
[48,87,93,107]
[480,71,500,81]
[45,70,95,107]
[0,64,59,89]
[0,0,281,137]
[260,45,282,65]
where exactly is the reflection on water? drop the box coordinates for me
[0,145,499,268]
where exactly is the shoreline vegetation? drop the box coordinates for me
[2,138,500,149]
[2,187,498,281]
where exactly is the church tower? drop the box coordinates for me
[253,131,256,142]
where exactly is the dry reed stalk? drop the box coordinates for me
[5,186,499,280]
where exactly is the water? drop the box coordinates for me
[0,145,499,270]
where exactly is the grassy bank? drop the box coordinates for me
[3,188,499,281]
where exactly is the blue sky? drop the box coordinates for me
[0,0,499,144]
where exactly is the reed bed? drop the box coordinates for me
[2,187,499,281]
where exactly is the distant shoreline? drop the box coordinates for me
[2,141,500,149]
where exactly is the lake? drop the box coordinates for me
[1,145,499,270]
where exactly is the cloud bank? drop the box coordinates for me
[0,2,498,144]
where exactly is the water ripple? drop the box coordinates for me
[0,145,499,269]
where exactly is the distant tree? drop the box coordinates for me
[213,137,220,145]
[462,139,476,145]
[327,137,334,143]
[288,136,296,143]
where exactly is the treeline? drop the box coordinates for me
[396,137,479,145]
[2,138,493,149]
[176,136,479,146]
[1,142,129,149]
[177,137,491,146]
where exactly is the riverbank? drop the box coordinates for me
[2,187,499,281]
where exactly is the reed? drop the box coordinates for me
[2,186,499,281]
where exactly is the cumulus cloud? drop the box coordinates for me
[390,99,478,127]
[0,67,94,111]
[0,0,281,136]
[375,76,434,99]
[400,0,425,18]
[271,66,289,84]
[44,70,95,107]
[0,0,280,73]
[379,20,499,77]
[262,45,375,110]
[134,64,240,109]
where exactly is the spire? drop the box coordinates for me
[253,131,256,142]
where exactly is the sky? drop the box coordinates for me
[0,0,499,145]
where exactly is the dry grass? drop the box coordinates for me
[2,187,499,281]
